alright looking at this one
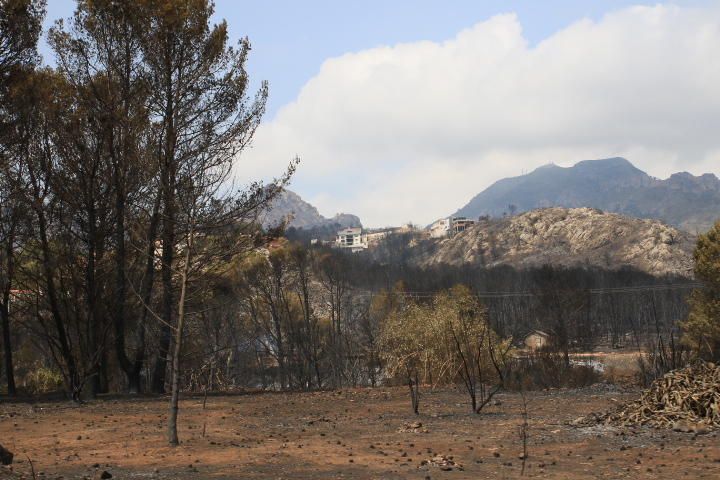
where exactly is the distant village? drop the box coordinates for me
[311,216,481,253]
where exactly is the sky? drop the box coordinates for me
[41,1,720,227]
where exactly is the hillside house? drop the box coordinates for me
[430,217,477,238]
[392,224,417,234]
[451,216,476,234]
[335,227,368,252]
[523,330,551,350]
[430,218,451,238]
[365,229,391,246]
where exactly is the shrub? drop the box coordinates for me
[22,364,63,394]
[505,349,600,390]
[636,333,691,386]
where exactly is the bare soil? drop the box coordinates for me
[1,385,719,479]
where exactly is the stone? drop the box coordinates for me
[0,444,13,465]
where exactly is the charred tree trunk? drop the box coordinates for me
[1,222,16,396]
[33,186,82,401]
[0,300,14,396]
[168,227,192,446]
[85,200,103,397]
[129,192,161,393]
[408,369,420,415]
[112,166,135,390]
[152,49,177,394]
[151,198,174,394]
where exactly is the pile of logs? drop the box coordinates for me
[601,361,720,429]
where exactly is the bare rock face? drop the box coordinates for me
[0,444,13,465]
[416,207,695,277]
[260,189,361,230]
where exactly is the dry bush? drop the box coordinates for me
[379,285,512,414]
[637,333,691,386]
[601,365,620,385]
[506,349,600,390]
[20,363,63,395]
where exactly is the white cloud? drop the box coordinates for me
[235,5,720,227]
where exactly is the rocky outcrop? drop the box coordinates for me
[260,189,361,230]
[416,207,694,277]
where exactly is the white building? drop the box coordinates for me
[429,218,451,238]
[335,227,368,252]
[365,229,390,246]
[429,217,476,238]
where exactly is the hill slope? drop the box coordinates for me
[413,207,694,277]
[454,158,720,233]
[261,190,361,230]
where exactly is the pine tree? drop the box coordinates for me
[682,221,720,360]
[0,0,45,397]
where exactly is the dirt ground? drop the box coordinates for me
[1,384,719,479]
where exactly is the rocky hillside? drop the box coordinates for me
[414,207,695,277]
[454,158,720,233]
[260,189,361,230]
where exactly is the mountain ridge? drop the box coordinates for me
[453,158,720,233]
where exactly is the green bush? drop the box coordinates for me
[22,364,63,394]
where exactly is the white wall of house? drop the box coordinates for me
[429,218,451,238]
[335,227,368,251]
[429,217,477,238]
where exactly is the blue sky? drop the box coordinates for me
[41,2,720,226]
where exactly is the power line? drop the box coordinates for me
[588,283,702,294]
[352,283,702,299]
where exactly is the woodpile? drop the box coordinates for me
[597,361,720,429]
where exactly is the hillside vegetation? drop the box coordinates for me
[413,207,695,277]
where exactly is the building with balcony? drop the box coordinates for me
[335,227,368,252]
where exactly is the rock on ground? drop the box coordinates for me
[0,445,12,466]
